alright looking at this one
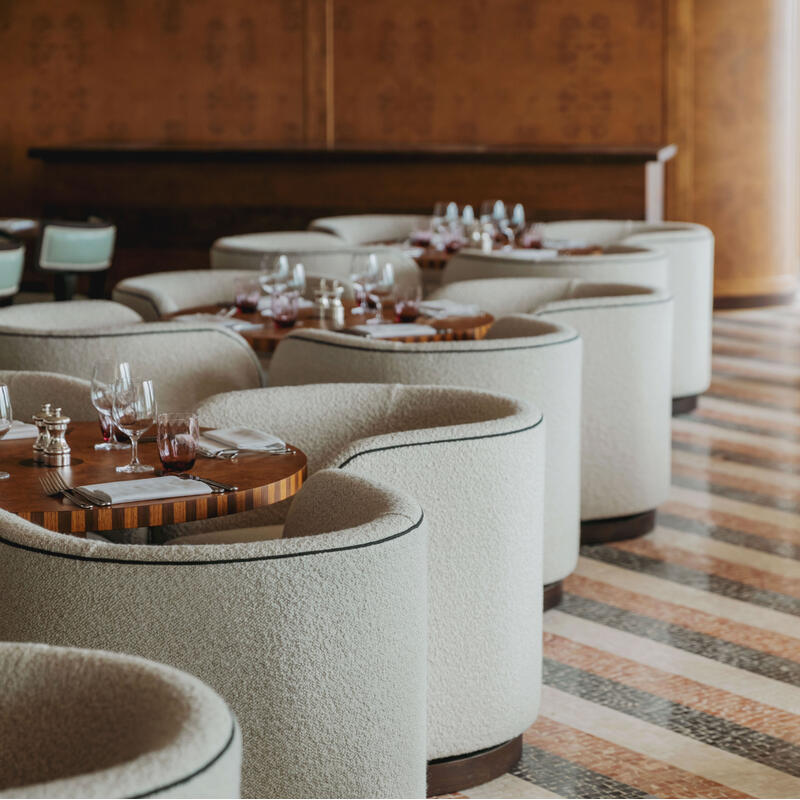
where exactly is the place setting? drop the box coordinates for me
[0,362,306,532]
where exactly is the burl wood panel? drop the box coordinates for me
[692,0,798,302]
[332,0,664,146]
[0,0,308,215]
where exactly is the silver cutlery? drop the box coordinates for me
[43,472,112,507]
[39,473,94,509]
[176,473,239,492]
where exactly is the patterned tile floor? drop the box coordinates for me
[454,304,800,799]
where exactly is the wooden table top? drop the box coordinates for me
[0,422,307,535]
[168,303,494,354]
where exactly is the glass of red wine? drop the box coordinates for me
[272,290,299,328]
[157,412,199,473]
[234,277,261,313]
[91,360,131,450]
[394,284,422,322]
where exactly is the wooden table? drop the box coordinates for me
[0,422,307,535]
[168,303,494,355]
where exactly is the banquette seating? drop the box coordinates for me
[112,269,355,321]
[0,299,142,329]
[427,278,674,540]
[0,239,24,302]
[0,642,241,799]
[309,214,430,245]
[441,241,701,413]
[0,470,429,799]
[0,370,94,421]
[210,230,345,270]
[0,320,264,410]
[158,383,545,785]
[540,220,714,411]
[268,313,581,606]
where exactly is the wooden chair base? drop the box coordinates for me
[543,580,563,611]
[427,735,522,797]
[580,509,656,545]
[672,394,699,415]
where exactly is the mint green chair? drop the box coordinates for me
[0,240,24,304]
[38,220,116,301]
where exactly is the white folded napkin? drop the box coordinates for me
[81,476,212,504]
[203,428,286,451]
[2,421,38,440]
[348,323,439,339]
[172,313,264,332]
[418,299,480,318]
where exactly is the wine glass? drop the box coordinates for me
[365,261,395,324]
[288,262,306,297]
[349,252,378,315]
[91,361,131,450]
[112,377,157,473]
[259,253,290,306]
[0,384,12,480]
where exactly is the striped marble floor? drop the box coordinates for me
[457,304,800,799]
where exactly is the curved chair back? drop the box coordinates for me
[0,300,142,330]
[213,244,422,294]
[192,383,544,761]
[541,220,714,399]
[309,214,430,244]
[442,244,670,290]
[38,221,116,273]
[431,278,673,522]
[0,240,24,299]
[0,370,94,421]
[269,320,581,587]
[112,269,355,321]
[0,642,240,799]
[0,321,263,411]
[0,469,428,798]
[211,230,345,271]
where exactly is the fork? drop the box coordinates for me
[39,473,94,509]
[49,472,111,507]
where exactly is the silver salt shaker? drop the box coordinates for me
[32,402,53,463]
[43,408,71,467]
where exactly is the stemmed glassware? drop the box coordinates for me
[112,377,157,473]
[259,254,290,309]
[365,261,395,324]
[91,361,131,450]
[0,384,12,480]
[349,252,379,315]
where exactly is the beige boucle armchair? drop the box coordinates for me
[0,641,241,799]
[0,470,429,799]
[161,382,545,780]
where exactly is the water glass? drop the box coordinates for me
[394,284,422,322]
[157,413,199,473]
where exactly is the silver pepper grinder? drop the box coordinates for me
[329,281,346,328]
[43,408,71,467]
[32,402,53,464]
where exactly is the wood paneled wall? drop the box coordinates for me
[0,0,667,212]
[1,0,798,302]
